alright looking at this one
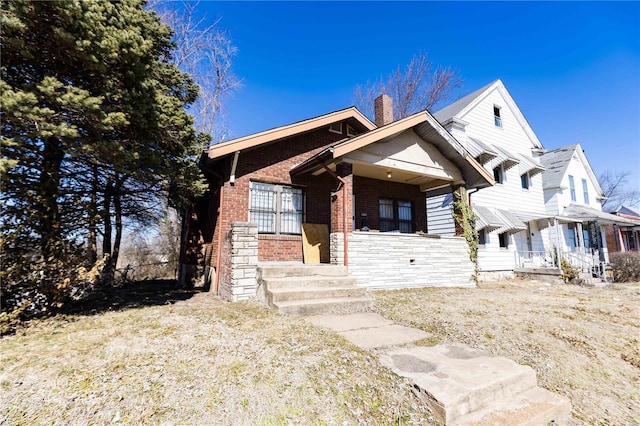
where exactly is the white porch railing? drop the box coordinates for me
[514,250,556,268]
[515,248,606,280]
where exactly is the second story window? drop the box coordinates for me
[582,178,589,204]
[494,106,502,127]
[569,175,576,202]
[521,173,530,189]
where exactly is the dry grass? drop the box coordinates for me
[0,286,433,425]
[373,278,640,425]
[2,278,639,425]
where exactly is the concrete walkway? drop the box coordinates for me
[306,312,571,425]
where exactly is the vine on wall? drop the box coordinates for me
[452,189,479,284]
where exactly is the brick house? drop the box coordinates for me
[180,96,494,302]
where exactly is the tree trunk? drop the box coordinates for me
[111,175,124,272]
[87,164,99,265]
[39,136,64,260]
[102,178,112,257]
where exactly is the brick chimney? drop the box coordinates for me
[374,94,393,127]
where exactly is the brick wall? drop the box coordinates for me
[353,176,427,232]
[339,231,475,289]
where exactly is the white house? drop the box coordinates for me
[538,143,637,271]
[427,80,549,279]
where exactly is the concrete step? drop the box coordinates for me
[457,386,571,426]
[261,275,358,290]
[273,296,374,316]
[380,344,544,425]
[268,285,368,303]
[258,264,348,279]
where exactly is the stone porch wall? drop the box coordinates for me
[332,232,475,289]
[225,222,258,301]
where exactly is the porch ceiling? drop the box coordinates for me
[350,161,454,191]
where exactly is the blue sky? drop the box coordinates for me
[197,1,640,194]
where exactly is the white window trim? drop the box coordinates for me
[346,124,358,137]
[493,105,502,128]
[329,122,343,134]
[249,182,304,235]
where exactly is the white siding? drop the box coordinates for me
[553,154,603,214]
[426,193,455,236]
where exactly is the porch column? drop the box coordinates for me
[330,162,353,266]
[331,163,353,233]
[616,225,626,252]
[576,222,585,252]
[451,185,466,237]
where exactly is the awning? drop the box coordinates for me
[472,206,527,234]
[489,145,520,171]
[518,153,545,177]
[473,205,504,231]
[513,211,555,230]
[467,137,498,164]
[560,204,640,226]
[494,209,528,234]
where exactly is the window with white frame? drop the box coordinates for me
[582,178,589,204]
[379,198,413,233]
[478,229,486,245]
[249,182,304,235]
[493,106,502,127]
[569,175,576,202]
[498,232,509,248]
[521,173,530,189]
[493,165,505,184]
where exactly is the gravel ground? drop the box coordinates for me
[1,278,638,425]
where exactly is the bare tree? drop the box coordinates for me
[599,170,640,211]
[353,52,462,121]
[151,1,242,144]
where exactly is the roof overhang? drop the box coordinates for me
[206,107,375,160]
[559,204,640,226]
[321,110,494,190]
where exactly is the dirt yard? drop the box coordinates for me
[1,278,638,425]
[373,279,640,425]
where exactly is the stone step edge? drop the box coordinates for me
[454,386,572,426]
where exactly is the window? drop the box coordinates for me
[493,106,502,127]
[521,173,530,189]
[478,229,486,245]
[568,226,577,248]
[582,178,589,204]
[249,182,303,234]
[498,232,509,248]
[329,122,342,134]
[346,124,358,137]
[493,165,505,184]
[379,198,413,233]
[569,175,576,202]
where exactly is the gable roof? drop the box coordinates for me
[615,205,640,217]
[433,79,544,149]
[538,143,604,198]
[292,109,494,190]
[207,107,375,160]
[433,81,496,123]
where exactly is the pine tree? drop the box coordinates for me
[1,0,201,315]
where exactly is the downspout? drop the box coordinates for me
[322,164,349,266]
[467,187,479,206]
[214,185,224,293]
[229,151,240,185]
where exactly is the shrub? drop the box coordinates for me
[609,251,640,282]
[560,257,580,283]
